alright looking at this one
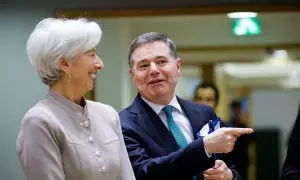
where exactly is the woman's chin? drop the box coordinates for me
[86,81,95,91]
[87,85,94,92]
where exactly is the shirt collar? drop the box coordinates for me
[141,95,182,114]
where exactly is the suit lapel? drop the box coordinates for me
[130,95,179,153]
[177,97,210,139]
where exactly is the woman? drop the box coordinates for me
[16,18,135,180]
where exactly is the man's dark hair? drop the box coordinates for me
[128,32,177,68]
[193,82,220,106]
[231,100,241,109]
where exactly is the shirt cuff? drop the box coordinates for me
[204,147,212,158]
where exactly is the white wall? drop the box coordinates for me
[252,89,300,166]
[0,7,52,180]
[94,18,134,110]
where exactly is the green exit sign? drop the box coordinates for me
[232,17,261,36]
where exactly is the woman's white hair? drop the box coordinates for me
[27,18,102,85]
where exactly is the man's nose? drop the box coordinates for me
[149,62,159,73]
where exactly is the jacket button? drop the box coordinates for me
[83,120,89,128]
[95,150,101,157]
[99,166,107,173]
[88,136,94,143]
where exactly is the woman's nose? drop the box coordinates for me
[94,56,104,70]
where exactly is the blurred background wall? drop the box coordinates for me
[1,1,300,179]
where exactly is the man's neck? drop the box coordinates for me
[140,93,175,106]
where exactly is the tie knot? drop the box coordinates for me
[162,105,173,116]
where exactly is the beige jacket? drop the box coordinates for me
[16,90,135,180]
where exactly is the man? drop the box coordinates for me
[119,32,253,180]
[193,82,220,111]
[282,106,300,179]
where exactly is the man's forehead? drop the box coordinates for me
[132,42,170,61]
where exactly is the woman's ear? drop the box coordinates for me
[58,57,71,73]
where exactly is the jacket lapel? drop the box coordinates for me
[130,95,179,153]
[177,97,210,139]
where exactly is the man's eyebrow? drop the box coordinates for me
[136,59,148,64]
[155,56,167,59]
[136,56,168,64]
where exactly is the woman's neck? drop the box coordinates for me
[51,81,83,105]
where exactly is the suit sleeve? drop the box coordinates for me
[282,108,300,180]
[16,112,65,180]
[122,123,213,180]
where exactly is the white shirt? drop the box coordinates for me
[141,95,194,143]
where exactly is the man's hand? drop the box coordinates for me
[203,127,253,154]
[203,160,233,180]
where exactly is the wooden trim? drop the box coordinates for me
[202,64,214,82]
[177,44,300,52]
[177,44,300,64]
[55,5,300,18]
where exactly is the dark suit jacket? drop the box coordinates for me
[282,107,300,180]
[119,94,240,180]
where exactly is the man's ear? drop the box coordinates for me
[176,58,181,76]
[129,67,133,76]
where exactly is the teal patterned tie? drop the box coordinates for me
[162,105,188,148]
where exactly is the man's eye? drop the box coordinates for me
[157,60,167,64]
[139,64,149,68]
